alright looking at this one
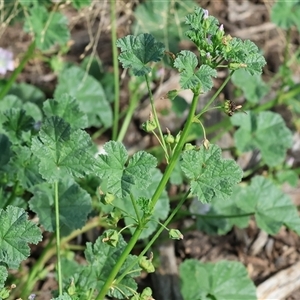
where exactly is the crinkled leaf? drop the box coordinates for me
[43,94,88,129]
[234,176,300,235]
[51,293,72,300]
[231,111,293,167]
[181,144,243,203]
[24,6,70,51]
[180,259,256,300]
[0,134,12,168]
[116,33,165,76]
[10,145,44,189]
[174,50,217,91]
[271,1,300,31]
[95,141,157,198]
[31,116,95,182]
[29,179,92,236]
[114,168,169,239]
[54,66,112,128]
[231,68,269,103]
[2,108,34,144]
[0,265,8,289]
[0,206,42,269]
[74,231,139,298]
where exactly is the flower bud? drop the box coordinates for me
[102,230,119,247]
[139,256,155,273]
[141,120,157,132]
[169,229,184,240]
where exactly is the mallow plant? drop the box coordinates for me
[0,4,299,300]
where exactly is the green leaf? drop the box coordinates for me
[271,1,300,31]
[276,169,299,187]
[0,134,12,168]
[193,186,250,235]
[9,82,45,106]
[132,0,195,52]
[231,68,269,103]
[181,144,243,203]
[29,178,92,236]
[0,266,8,289]
[10,145,44,189]
[51,293,73,300]
[180,259,256,300]
[43,94,88,129]
[54,66,112,128]
[71,0,91,9]
[73,231,139,298]
[31,116,95,182]
[24,6,70,51]
[95,141,157,198]
[2,108,34,144]
[0,205,42,269]
[234,176,300,235]
[116,33,165,76]
[174,51,217,91]
[231,111,293,167]
[114,168,169,239]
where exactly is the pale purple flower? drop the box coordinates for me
[0,48,14,75]
[219,24,224,31]
[206,52,211,59]
[28,294,36,300]
[203,9,209,19]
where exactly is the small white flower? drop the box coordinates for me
[0,48,14,75]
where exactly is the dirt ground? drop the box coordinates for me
[1,0,300,299]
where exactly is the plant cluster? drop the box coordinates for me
[0,1,300,300]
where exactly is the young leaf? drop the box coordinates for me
[181,144,243,203]
[31,116,96,182]
[231,111,293,167]
[0,205,42,269]
[43,94,88,129]
[116,33,165,76]
[54,66,112,128]
[95,141,157,198]
[51,293,72,300]
[113,168,169,239]
[234,176,300,235]
[72,231,140,298]
[29,178,92,236]
[23,6,70,51]
[180,259,256,300]
[174,50,217,91]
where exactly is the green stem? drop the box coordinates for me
[16,217,101,299]
[130,193,141,224]
[144,74,168,159]
[95,89,201,300]
[0,40,36,100]
[197,70,234,118]
[111,0,120,140]
[117,90,139,142]
[54,181,63,296]
[180,210,254,219]
[19,235,55,298]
